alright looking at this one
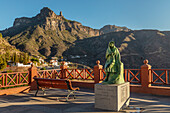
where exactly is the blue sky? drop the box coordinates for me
[0,0,170,31]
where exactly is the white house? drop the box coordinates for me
[16,63,31,67]
[39,57,44,64]
[50,59,58,66]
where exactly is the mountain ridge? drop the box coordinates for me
[63,30,170,68]
[1,7,100,58]
[1,7,129,58]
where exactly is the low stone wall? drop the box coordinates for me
[130,85,170,96]
[71,81,95,89]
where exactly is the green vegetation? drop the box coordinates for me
[31,57,39,65]
[11,52,29,64]
[6,70,13,73]
[0,55,7,70]
[5,51,11,62]
[12,53,19,63]
[23,53,28,65]
[0,52,30,70]
[0,33,2,38]
[19,54,23,63]
[0,33,30,70]
[18,53,29,64]
[40,67,46,70]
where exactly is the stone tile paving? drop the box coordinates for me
[0,88,170,113]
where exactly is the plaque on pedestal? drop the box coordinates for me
[95,82,130,111]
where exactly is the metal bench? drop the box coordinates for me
[33,77,80,101]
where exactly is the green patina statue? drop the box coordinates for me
[102,41,125,84]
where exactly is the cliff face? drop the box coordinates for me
[1,7,99,57]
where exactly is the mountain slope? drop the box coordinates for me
[63,30,170,68]
[0,33,20,55]
[100,25,131,35]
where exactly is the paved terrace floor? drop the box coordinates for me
[0,88,170,113]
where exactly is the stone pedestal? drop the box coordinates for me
[95,82,130,111]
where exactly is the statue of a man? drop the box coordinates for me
[102,41,125,84]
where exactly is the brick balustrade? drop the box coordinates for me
[1,60,170,96]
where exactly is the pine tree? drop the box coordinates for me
[31,57,39,65]
[14,53,19,63]
[11,53,15,62]
[23,53,28,65]
[27,54,30,62]
[19,54,23,63]
[5,51,11,62]
[0,55,7,70]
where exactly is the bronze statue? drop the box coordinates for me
[102,41,125,84]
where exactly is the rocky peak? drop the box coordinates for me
[39,7,57,18]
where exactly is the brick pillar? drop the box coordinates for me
[94,60,103,83]
[60,61,67,79]
[140,59,152,88]
[28,64,38,90]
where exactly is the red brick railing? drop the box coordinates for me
[65,68,94,80]
[1,60,170,96]
[5,60,168,88]
[150,69,170,85]
[36,68,94,80]
[0,72,29,88]
[124,69,141,84]
[35,68,142,84]
[100,69,141,84]
[37,69,61,79]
